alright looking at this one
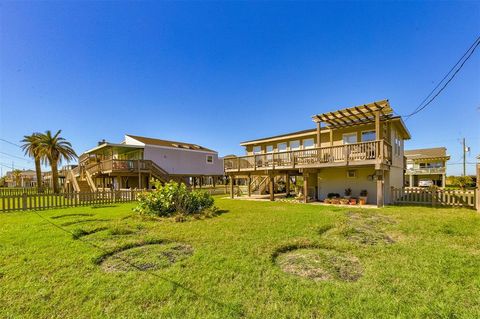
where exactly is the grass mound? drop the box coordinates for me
[71,227,108,239]
[276,248,362,282]
[98,242,193,272]
[338,211,396,245]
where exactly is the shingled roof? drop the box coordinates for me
[405,147,450,160]
[125,135,216,153]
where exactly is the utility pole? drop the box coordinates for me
[462,138,470,177]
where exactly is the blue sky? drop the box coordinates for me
[0,1,479,175]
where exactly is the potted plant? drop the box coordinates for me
[344,188,352,199]
[349,197,357,205]
[359,190,368,205]
[340,198,349,205]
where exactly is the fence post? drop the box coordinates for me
[74,192,79,207]
[22,193,27,211]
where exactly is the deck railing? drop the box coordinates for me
[405,167,446,175]
[391,187,476,208]
[225,140,391,171]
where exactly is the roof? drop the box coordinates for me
[240,128,317,146]
[312,100,393,127]
[405,147,450,160]
[83,143,142,155]
[126,134,216,153]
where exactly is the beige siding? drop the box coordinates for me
[317,167,378,204]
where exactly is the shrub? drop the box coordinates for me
[133,181,215,217]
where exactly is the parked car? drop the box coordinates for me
[418,179,434,187]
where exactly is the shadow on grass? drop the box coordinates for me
[61,219,111,227]
[51,213,95,219]
[91,205,118,209]
[72,227,108,239]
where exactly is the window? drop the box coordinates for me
[277,142,287,152]
[347,170,357,178]
[361,131,376,142]
[206,155,213,164]
[343,133,357,144]
[303,138,315,149]
[266,145,274,153]
[290,140,300,151]
[253,146,262,154]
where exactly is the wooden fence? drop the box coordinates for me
[0,190,145,212]
[391,187,477,209]
[0,187,54,196]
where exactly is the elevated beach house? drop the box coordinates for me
[224,100,411,207]
[404,147,450,187]
[65,134,224,192]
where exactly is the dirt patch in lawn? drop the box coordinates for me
[275,248,362,282]
[97,241,193,272]
[337,211,396,245]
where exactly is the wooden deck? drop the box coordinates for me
[224,140,391,173]
[85,159,170,181]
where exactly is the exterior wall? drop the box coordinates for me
[317,167,378,204]
[144,145,223,176]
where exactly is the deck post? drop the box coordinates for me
[376,170,384,207]
[248,175,252,197]
[476,162,480,212]
[269,175,275,201]
[409,174,413,187]
[303,172,309,203]
[285,174,290,197]
[230,176,234,199]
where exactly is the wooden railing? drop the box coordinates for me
[391,187,476,208]
[406,167,446,175]
[83,160,169,180]
[0,190,147,212]
[225,140,391,171]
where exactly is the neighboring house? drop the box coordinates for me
[66,134,223,192]
[3,169,38,188]
[404,147,450,187]
[224,100,411,207]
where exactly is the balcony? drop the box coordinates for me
[224,140,391,173]
[406,167,446,175]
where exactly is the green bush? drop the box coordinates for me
[133,181,215,217]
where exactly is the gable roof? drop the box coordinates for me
[125,134,216,153]
[405,147,450,160]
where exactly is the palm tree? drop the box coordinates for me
[12,169,22,187]
[21,133,44,192]
[37,130,77,193]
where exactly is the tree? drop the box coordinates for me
[12,169,22,187]
[37,130,77,193]
[21,133,44,192]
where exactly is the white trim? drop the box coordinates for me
[206,155,214,164]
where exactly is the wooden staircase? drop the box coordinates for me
[251,176,269,195]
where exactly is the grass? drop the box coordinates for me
[1,197,479,318]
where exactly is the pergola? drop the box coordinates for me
[312,100,393,147]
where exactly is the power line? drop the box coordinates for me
[401,35,480,120]
[0,138,21,148]
[0,151,32,163]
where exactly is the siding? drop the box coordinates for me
[144,145,223,176]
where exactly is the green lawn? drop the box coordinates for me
[1,197,479,318]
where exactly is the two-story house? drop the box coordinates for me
[66,134,224,192]
[404,147,450,187]
[224,100,411,207]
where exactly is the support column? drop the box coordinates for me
[230,176,234,199]
[441,174,446,188]
[248,175,252,197]
[409,174,413,187]
[303,172,309,203]
[316,122,321,148]
[192,177,196,190]
[285,174,290,197]
[269,175,275,201]
[376,170,384,208]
